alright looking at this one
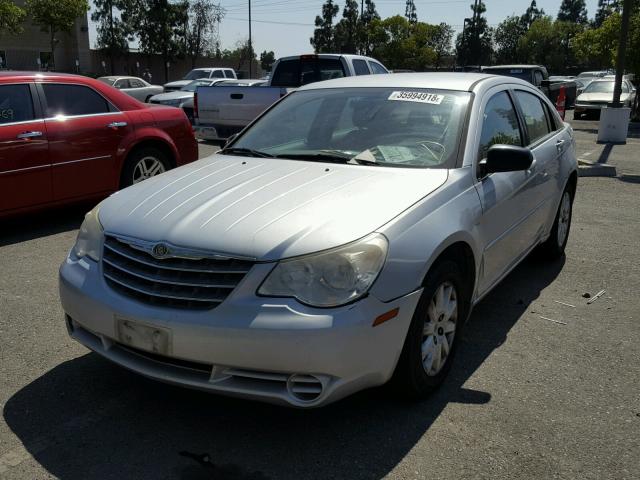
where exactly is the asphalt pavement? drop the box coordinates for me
[1,120,639,479]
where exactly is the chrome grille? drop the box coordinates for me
[102,235,254,310]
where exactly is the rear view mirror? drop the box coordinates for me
[480,145,534,176]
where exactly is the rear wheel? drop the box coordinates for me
[392,260,469,398]
[120,147,170,188]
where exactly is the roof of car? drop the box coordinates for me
[298,72,518,92]
[0,71,84,79]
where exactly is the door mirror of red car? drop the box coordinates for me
[479,145,534,176]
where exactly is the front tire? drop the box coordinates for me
[120,147,170,188]
[538,186,573,259]
[392,260,470,399]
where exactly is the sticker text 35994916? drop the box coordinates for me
[388,91,444,104]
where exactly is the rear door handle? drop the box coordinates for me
[17,131,43,139]
[107,121,128,129]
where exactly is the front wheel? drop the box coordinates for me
[120,147,170,188]
[392,260,469,398]
[538,187,573,259]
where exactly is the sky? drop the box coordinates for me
[89,0,601,58]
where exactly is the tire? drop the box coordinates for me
[120,146,171,188]
[391,260,470,399]
[538,186,574,259]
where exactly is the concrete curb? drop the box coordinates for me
[578,160,617,177]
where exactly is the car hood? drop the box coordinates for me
[164,80,192,89]
[150,91,193,102]
[98,155,448,261]
[577,92,631,103]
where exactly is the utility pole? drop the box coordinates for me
[612,0,632,107]
[472,0,480,67]
[361,0,364,17]
[248,0,253,78]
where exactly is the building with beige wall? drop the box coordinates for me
[0,0,91,72]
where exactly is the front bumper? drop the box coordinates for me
[59,255,421,408]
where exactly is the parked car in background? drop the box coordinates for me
[149,78,227,107]
[574,78,594,96]
[577,70,610,79]
[0,72,198,218]
[194,53,389,141]
[97,76,163,102]
[482,65,577,107]
[574,78,637,118]
[60,73,578,408]
[163,68,237,92]
[215,79,268,87]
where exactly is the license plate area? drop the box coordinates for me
[116,317,171,355]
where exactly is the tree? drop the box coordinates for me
[428,23,454,68]
[92,0,138,74]
[310,0,339,52]
[334,0,359,53]
[183,0,224,68]
[521,0,545,29]
[134,0,188,82]
[220,39,257,73]
[494,16,524,64]
[517,16,582,73]
[25,0,89,70]
[557,0,588,25]
[260,50,275,71]
[405,0,417,25]
[593,0,621,28]
[0,0,26,37]
[455,1,493,66]
[358,0,380,55]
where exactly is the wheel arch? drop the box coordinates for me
[124,137,178,169]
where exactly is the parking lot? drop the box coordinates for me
[1,117,639,479]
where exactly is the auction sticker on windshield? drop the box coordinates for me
[388,91,444,104]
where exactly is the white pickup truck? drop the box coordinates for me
[193,54,389,141]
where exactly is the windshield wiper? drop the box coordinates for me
[274,151,352,164]
[220,147,275,158]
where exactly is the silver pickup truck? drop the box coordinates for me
[193,54,389,141]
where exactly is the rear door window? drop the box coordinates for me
[0,84,35,124]
[514,90,551,144]
[42,84,111,117]
[212,70,225,78]
[224,70,234,78]
[353,59,370,76]
[129,78,144,88]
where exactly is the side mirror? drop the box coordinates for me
[479,145,534,176]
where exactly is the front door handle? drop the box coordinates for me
[17,131,43,139]
[556,139,566,152]
[106,121,128,129]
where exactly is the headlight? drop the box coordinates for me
[258,234,388,307]
[72,206,104,261]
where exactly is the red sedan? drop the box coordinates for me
[0,72,198,218]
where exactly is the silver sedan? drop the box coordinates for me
[59,73,578,408]
[97,76,163,102]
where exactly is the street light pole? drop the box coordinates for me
[248,0,253,78]
[611,0,633,108]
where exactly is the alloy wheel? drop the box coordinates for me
[557,191,572,248]
[132,156,166,184]
[422,281,457,376]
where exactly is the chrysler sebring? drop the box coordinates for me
[59,73,578,407]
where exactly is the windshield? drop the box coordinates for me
[98,77,116,86]
[181,80,208,91]
[229,88,471,168]
[184,69,208,80]
[584,81,628,94]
